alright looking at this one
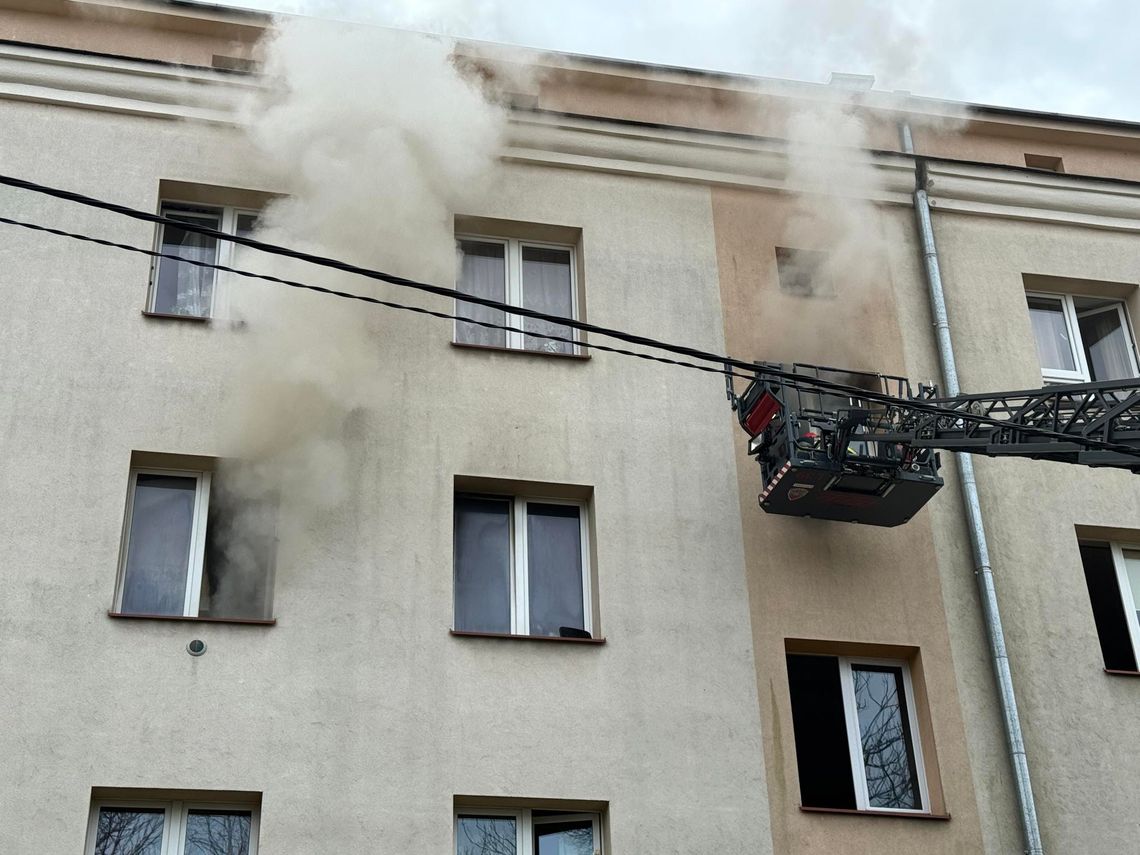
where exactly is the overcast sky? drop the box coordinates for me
[210,0,1140,123]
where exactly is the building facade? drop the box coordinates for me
[2,2,1140,853]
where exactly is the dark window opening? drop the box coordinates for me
[786,653,857,809]
[1079,542,1138,671]
[776,247,832,298]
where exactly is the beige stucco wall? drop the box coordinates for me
[0,83,772,853]
[915,209,1140,853]
[710,188,990,854]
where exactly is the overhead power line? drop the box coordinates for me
[3,172,1140,460]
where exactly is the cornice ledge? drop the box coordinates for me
[0,42,252,123]
[506,112,916,203]
[927,161,1140,232]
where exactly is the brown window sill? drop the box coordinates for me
[141,310,211,322]
[800,806,950,821]
[1105,668,1140,677]
[108,611,275,626]
[450,340,590,360]
[450,629,605,644]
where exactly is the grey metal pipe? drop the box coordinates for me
[900,122,1044,855]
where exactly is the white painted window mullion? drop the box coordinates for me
[183,472,212,617]
[515,499,530,635]
[1111,543,1140,667]
[837,657,871,811]
[507,239,524,350]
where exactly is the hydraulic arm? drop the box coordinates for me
[729,364,1140,526]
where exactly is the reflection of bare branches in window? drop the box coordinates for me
[184,811,252,855]
[94,809,165,855]
[853,668,920,809]
[536,825,594,855]
[457,817,517,855]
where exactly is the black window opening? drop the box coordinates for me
[1078,542,1140,672]
[786,652,926,812]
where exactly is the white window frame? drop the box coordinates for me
[454,234,580,354]
[837,656,930,814]
[456,493,593,638]
[1109,543,1140,667]
[148,201,260,318]
[85,798,259,855]
[114,467,212,617]
[1027,291,1139,383]
[454,807,602,855]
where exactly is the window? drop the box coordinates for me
[1026,292,1138,383]
[456,808,602,855]
[86,797,258,855]
[148,202,258,318]
[453,492,592,638]
[455,236,579,354]
[1078,541,1140,671]
[1024,153,1065,173]
[114,456,276,621]
[786,653,930,813]
[776,247,832,298]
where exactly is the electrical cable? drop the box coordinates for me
[3,171,1140,460]
[0,214,750,381]
[5,210,1140,463]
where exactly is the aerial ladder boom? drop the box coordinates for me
[729,364,1140,527]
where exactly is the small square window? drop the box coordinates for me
[1078,540,1140,671]
[775,247,832,298]
[114,456,276,621]
[453,491,593,638]
[786,652,930,813]
[455,806,602,855]
[86,793,259,855]
[455,235,579,354]
[148,202,260,319]
[1026,291,1139,383]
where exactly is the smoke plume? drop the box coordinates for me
[204,16,508,616]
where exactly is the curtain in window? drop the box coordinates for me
[154,212,220,317]
[1026,297,1076,372]
[526,503,584,637]
[1078,308,1134,381]
[522,247,574,354]
[453,496,511,633]
[120,474,196,615]
[456,241,507,347]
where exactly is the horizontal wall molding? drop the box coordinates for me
[925,161,1140,233]
[0,42,253,123]
[5,42,1140,230]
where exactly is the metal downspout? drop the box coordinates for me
[900,123,1044,855]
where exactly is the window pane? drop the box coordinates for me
[852,665,922,810]
[1027,296,1077,372]
[454,496,512,633]
[535,820,594,855]
[522,246,574,354]
[457,241,507,347]
[1122,549,1140,632]
[184,809,252,855]
[153,207,221,317]
[120,474,198,616]
[1078,307,1135,381]
[457,816,517,855]
[235,213,258,239]
[526,503,584,637]
[94,807,165,855]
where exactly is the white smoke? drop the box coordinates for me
[205,16,509,614]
